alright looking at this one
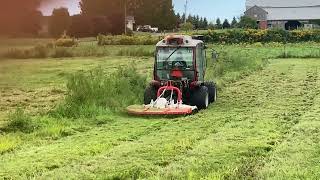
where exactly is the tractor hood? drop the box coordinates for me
[156,35,203,48]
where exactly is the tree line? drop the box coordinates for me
[0,0,42,36]
[0,0,261,37]
[0,0,177,37]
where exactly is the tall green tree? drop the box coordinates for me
[231,17,238,28]
[238,16,258,29]
[216,18,222,29]
[49,8,71,37]
[203,18,208,29]
[0,0,42,35]
[80,0,176,33]
[80,0,143,34]
[222,19,231,29]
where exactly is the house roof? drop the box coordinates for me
[246,0,320,20]
[264,7,320,20]
[246,0,320,8]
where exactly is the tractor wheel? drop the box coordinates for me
[191,86,209,110]
[204,82,217,103]
[144,86,158,105]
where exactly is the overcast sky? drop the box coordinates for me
[39,0,246,21]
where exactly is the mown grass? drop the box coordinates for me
[1,39,320,179]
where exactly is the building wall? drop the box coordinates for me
[245,6,267,21]
[268,21,286,29]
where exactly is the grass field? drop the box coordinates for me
[0,38,320,179]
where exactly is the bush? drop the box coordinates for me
[32,44,50,58]
[116,48,154,57]
[55,36,78,47]
[52,65,147,118]
[98,35,160,46]
[3,48,27,59]
[3,45,49,59]
[51,48,74,58]
[200,29,320,44]
[180,22,194,31]
[6,108,37,133]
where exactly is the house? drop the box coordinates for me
[245,0,320,30]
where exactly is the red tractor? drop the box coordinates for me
[127,35,217,115]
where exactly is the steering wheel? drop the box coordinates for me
[172,61,187,69]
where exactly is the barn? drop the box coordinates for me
[245,0,320,30]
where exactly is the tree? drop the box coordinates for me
[231,17,238,28]
[180,22,193,31]
[216,18,222,29]
[238,16,258,29]
[208,22,215,30]
[195,15,200,29]
[222,19,231,29]
[68,15,93,38]
[80,0,143,34]
[0,0,42,36]
[49,8,71,37]
[203,18,208,29]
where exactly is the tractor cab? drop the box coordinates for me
[126,35,217,116]
[155,35,206,82]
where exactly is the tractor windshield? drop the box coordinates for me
[156,47,193,70]
[156,47,195,80]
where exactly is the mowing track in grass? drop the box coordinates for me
[1,59,320,179]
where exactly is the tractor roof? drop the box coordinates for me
[156,35,203,47]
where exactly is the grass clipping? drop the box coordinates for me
[52,65,146,118]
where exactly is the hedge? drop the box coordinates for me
[199,29,320,43]
[97,34,161,45]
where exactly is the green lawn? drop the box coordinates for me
[0,56,320,179]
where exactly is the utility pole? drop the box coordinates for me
[184,0,188,23]
[124,0,127,35]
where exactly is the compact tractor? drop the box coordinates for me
[127,35,217,115]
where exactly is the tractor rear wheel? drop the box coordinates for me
[191,86,209,110]
[204,82,217,103]
[144,86,158,105]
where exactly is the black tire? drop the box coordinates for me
[204,82,217,103]
[191,86,209,110]
[144,86,158,105]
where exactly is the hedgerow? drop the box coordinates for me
[97,34,161,45]
[199,29,320,44]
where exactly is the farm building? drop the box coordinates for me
[245,0,320,30]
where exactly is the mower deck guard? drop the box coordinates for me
[127,105,196,116]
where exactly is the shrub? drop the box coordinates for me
[199,29,320,44]
[116,48,154,57]
[51,47,74,58]
[52,65,147,118]
[6,108,37,133]
[180,22,194,31]
[55,37,78,47]
[97,35,160,46]
[3,45,50,59]
[32,44,50,58]
[3,48,27,59]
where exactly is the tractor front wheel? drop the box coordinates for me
[191,86,209,110]
[144,86,158,105]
